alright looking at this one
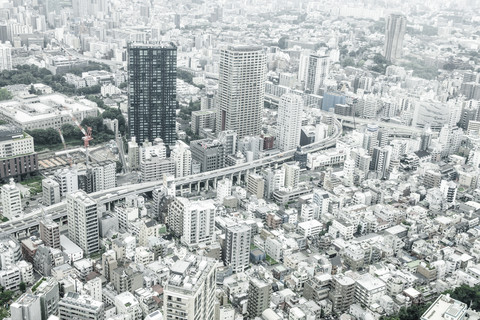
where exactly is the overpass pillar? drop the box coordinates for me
[213,177,217,189]
[205,180,209,191]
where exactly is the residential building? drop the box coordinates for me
[42,178,60,206]
[67,191,99,255]
[58,292,104,320]
[128,42,177,145]
[11,294,41,320]
[384,13,407,62]
[217,46,266,137]
[247,277,271,318]
[224,224,251,273]
[298,53,329,95]
[163,256,217,320]
[277,94,303,151]
[168,197,216,247]
[170,140,192,178]
[247,173,265,199]
[39,215,60,250]
[1,178,21,219]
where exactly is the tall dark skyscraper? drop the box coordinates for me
[383,14,406,62]
[128,42,177,146]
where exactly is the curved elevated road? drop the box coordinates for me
[0,120,342,236]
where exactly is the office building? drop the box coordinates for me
[191,110,216,135]
[163,255,216,320]
[0,95,97,131]
[298,53,329,95]
[247,277,272,318]
[58,292,104,320]
[247,173,265,199]
[128,42,177,145]
[39,215,60,250]
[67,191,99,255]
[383,13,407,62]
[168,197,216,247]
[190,139,225,172]
[1,179,21,219]
[0,125,37,181]
[42,178,60,206]
[170,140,192,178]
[0,42,12,71]
[277,94,303,151]
[217,46,266,137]
[11,293,41,320]
[224,224,251,273]
[218,130,237,156]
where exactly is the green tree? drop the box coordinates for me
[116,160,123,173]
[0,88,12,101]
[19,282,26,292]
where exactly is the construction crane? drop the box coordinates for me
[68,112,94,167]
[57,128,73,167]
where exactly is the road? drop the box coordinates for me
[323,111,423,134]
[0,120,342,235]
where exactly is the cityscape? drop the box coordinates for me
[0,0,479,320]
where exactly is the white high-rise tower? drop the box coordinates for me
[277,94,303,151]
[217,46,266,137]
[67,191,99,255]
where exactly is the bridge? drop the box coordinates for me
[0,119,342,237]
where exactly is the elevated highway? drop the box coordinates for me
[0,120,342,237]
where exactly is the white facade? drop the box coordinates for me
[0,42,12,71]
[217,46,266,137]
[265,237,282,261]
[0,131,34,159]
[115,292,142,320]
[171,140,192,178]
[283,163,300,190]
[163,256,216,320]
[42,178,61,206]
[54,168,79,197]
[1,179,21,219]
[297,220,322,237]
[216,178,232,204]
[67,191,99,255]
[224,224,251,273]
[277,94,303,152]
[169,197,216,247]
[0,94,98,131]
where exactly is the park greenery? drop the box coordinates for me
[178,100,201,121]
[0,64,108,96]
